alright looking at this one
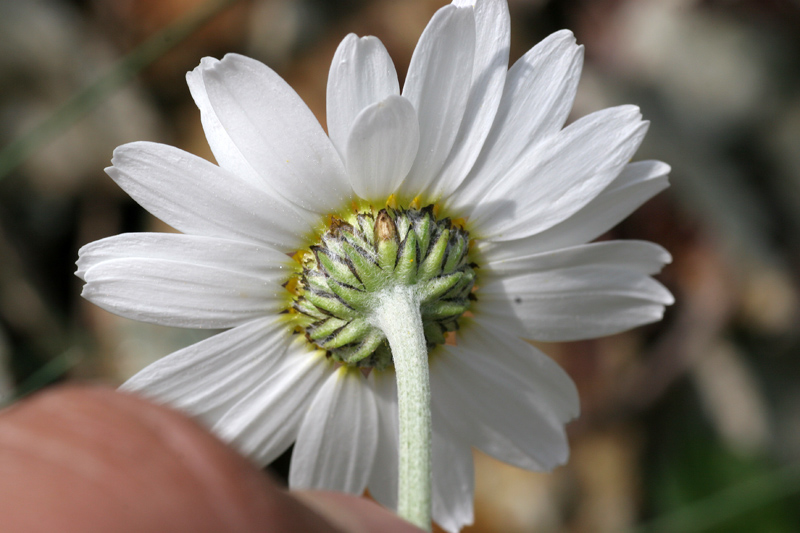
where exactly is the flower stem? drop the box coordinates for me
[372,286,432,531]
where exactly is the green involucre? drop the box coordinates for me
[287,205,476,369]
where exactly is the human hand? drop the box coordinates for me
[0,386,421,533]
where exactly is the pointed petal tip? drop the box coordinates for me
[554,443,571,469]
[552,28,576,43]
[562,381,581,422]
[630,160,670,180]
[333,33,388,53]
[186,56,219,78]
[340,32,358,44]
[75,245,91,280]
[219,51,250,64]
[108,145,126,163]
[535,29,578,53]
[79,281,94,301]
[636,160,671,191]
[644,243,673,269]
[201,53,256,81]
[531,436,572,472]
[108,140,152,164]
[531,430,572,472]
[613,103,643,120]
[649,280,675,306]
[573,43,586,63]
[106,150,130,179]
[663,289,676,306]
[450,0,475,8]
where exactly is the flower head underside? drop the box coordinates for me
[288,202,476,369]
[76,1,674,531]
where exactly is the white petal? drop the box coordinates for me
[106,141,314,252]
[327,34,400,161]
[450,30,583,208]
[430,346,570,471]
[186,57,264,188]
[202,53,350,213]
[457,318,579,422]
[120,316,290,425]
[82,257,285,329]
[213,344,333,466]
[367,369,399,512]
[431,405,475,533]
[290,367,379,493]
[345,95,419,201]
[432,0,511,198]
[481,239,672,278]
[400,4,476,198]
[468,106,649,241]
[76,232,293,281]
[479,161,671,259]
[477,261,674,342]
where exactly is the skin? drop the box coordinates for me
[0,385,421,533]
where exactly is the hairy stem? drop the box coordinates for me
[372,286,432,530]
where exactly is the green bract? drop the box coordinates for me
[289,205,476,369]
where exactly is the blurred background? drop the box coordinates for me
[1,0,800,531]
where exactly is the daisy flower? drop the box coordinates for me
[76,0,673,531]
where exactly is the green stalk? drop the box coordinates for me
[372,286,432,531]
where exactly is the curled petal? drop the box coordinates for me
[201,54,350,213]
[327,34,400,160]
[346,95,419,201]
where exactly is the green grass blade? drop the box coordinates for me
[0,0,241,181]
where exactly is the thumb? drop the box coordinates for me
[0,385,419,533]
